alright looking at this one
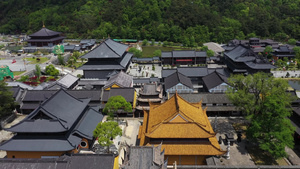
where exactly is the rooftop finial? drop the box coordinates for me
[43,21,45,28]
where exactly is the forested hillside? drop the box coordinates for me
[0,0,299,44]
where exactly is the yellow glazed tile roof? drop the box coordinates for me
[145,123,215,138]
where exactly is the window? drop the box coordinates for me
[80,141,87,148]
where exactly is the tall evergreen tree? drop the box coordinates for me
[226,73,295,158]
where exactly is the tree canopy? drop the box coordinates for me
[93,121,122,153]
[226,72,295,158]
[34,64,41,78]
[103,95,132,119]
[45,64,59,76]
[0,0,300,43]
[0,81,16,119]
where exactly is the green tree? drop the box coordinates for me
[288,39,297,45]
[293,46,300,60]
[153,49,161,57]
[226,73,295,158]
[0,81,16,118]
[45,64,59,76]
[17,75,29,82]
[35,64,41,78]
[142,39,148,46]
[201,46,208,51]
[206,49,214,57]
[263,46,273,59]
[58,55,65,65]
[103,95,132,120]
[128,47,142,58]
[73,51,80,59]
[151,39,155,46]
[93,121,122,153]
[162,41,169,47]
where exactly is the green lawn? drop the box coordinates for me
[13,71,26,76]
[142,46,194,57]
[26,57,49,64]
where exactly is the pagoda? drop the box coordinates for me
[138,93,225,165]
[26,25,65,47]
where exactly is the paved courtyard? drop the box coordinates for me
[272,70,300,78]
[209,117,256,166]
[127,63,162,78]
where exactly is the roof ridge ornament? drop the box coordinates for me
[42,21,45,28]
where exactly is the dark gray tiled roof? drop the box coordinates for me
[119,53,133,67]
[0,89,103,152]
[9,86,21,98]
[202,71,228,90]
[175,93,232,104]
[245,61,276,69]
[57,73,79,88]
[12,90,90,132]
[161,50,207,58]
[80,39,96,45]
[0,135,81,151]
[161,69,177,78]
[0,154,115,169]
[64,45,75,50]
[162,68,228,78]
[173,50,196,58]
[122,144,166,169]
[66,154,115,169]
[133,78,160,84]
[195,51,207,57]
[177,67,209,77]
[161,51,172,58]
[79,63,124,70]
[29,27,61,37]
[6,119,68,133]
[22,90,54,101]
[78,79,107,86]
[106,70,119,78]
[21,90,101,111]
[104,71,133,89]
[81,39,128,59]
[225,45,256,62]
[0,159,68,169]
[73,107,103,140]
[164,72,193,90]
[20,103,40,110]
[27,36,65,42]
[102,88,135,102]
[6,82,34,90]
[22,90,101,102]
[140,84,159,95]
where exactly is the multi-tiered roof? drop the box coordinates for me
[139,93,225,156]
[0,89,103,153]
[79,39,133,79]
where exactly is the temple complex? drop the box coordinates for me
[138,93,225,165]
